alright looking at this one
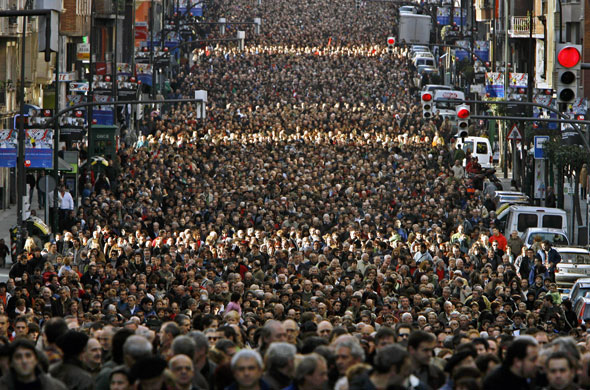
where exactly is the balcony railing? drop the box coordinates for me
[509,16,544,38]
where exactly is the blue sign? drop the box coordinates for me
[534,136,549,159]
[92,110,114,126]
[0,128,54,168]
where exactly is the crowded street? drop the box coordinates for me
[0,1,587,390]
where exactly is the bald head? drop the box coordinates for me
[317,321,333,338]
[169,354,194,387]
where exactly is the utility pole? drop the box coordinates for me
[16,8,28,228]
[503,0,509,179]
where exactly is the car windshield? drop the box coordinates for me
[526,233,568,246]
[560,253,590,264]
[584,305,590,321]
[573,287,590,302]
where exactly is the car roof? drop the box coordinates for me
[506,205,567,214]
[523,227,567,234]
[495,191,526,196]
[574,278,590,284]
[556,247,590,254]
[456,136,490,143]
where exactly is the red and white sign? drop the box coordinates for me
[24,160,31,167]
[507,124,522,140]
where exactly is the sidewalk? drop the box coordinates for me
[0,189,49,267]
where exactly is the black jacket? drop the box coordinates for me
[483,364,533,390]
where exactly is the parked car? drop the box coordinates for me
[413,56,435,68]
[522,228,569,248]
[493,191,530,208]
[399,5,418,14]
[557,249,590,289]
[574,296,590,325]
[496,205,568,237]
[410,45,430,55]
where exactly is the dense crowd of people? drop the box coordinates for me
[1,0,585,390]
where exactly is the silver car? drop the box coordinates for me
[557,248,590,290]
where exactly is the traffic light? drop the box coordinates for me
[387,37,395,53]
[421,91,433,119]
[555,43,581,104]
[356,0,361,9]
[456,104,470,137]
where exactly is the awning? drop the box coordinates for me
[44,157,73,172]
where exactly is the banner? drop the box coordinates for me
[69,82,89,93]
[437,7,450,25]
[533,94,558,130]
[176,0,203,16]
[485,72,504,98]
[136,63,153,86]
[509,73,528,88]
[474,41,490,62]
[455,40,470,62]
[0,129,53,168]
[0,130,17,167]
[25,129,54,168]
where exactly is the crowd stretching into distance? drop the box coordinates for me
[0,1,585,390]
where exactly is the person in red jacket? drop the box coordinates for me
[489,228,508,251]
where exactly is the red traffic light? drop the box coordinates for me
[457,108,470,119]
[557,46,581,68]
[387,37,395,46]
[421,92,432,102]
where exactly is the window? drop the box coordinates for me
[517,213,538,232]
[476,142,488,154]
[462,141,474,153]
[542,215,563,229]
[560,253,590,265]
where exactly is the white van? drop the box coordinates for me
[455,136,494,168]
[414,56,435,68]
[497,205,568,237]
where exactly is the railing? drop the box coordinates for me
[509,16,544,37]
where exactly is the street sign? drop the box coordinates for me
[77,43,90,61]
[534,135,549,159]
[37,175,56,193]
[507,124,522,140]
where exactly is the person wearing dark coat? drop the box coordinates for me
[0,338,67,390]
[483,337,539,390]
[49,330,94,390]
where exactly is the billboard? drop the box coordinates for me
[0,128,54,168]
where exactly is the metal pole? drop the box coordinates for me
[52,24,60,233]
[503,0,509,178]
[113,0,119,125]
[150,0,154,99]
[88,3,95,161]
[16,12,27,228]
[44,179,48,224]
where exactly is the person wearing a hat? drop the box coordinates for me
[49,330,93,390]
